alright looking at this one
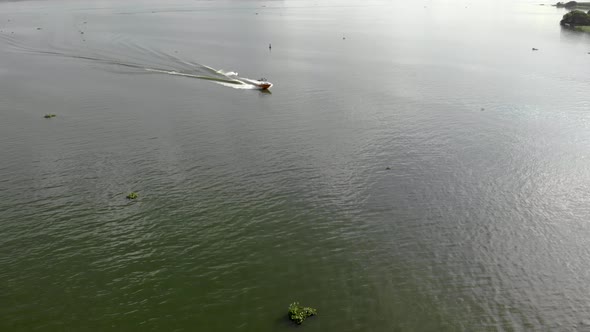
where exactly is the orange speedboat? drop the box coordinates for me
[240,77,273,90]
[253,78,273,90]
[256,81,273,90]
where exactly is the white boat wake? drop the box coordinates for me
[1,35,272,91]
[144,68,268,90]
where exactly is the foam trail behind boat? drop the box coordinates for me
[0,35,268,90]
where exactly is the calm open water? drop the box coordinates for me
[1,0,590,331]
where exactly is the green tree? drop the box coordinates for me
[560,10,590,26]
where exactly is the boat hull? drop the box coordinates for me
[256,83,272,90]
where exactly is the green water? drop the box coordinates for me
[1,0,590,330]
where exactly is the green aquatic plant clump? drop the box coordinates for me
[44,114,56,118]
[126,192,138,199]
[288,302,317,325]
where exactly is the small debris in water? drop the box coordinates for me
[481,108,485,111]
[386,167,391,170]
[44,114,56,118]
[36,27,42,30]
[532,48,538,51]
[126,192,139,200]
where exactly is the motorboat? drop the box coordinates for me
[239,77,273,90]
[251,78,273,90]
[255,80,273,90]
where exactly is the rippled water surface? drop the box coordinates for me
[1,0,590,330]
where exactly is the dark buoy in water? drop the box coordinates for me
[269,43,272,49]
[385,167,391,170]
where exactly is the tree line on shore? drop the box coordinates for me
[555,1,590,9]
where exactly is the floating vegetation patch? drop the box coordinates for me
[288,302,317,325]
[44,114,56,118]
[126,192,138,199]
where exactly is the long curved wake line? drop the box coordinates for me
[0,36,264,90]
[144,68,259,90]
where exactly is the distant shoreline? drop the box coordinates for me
[553,1,590,10]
